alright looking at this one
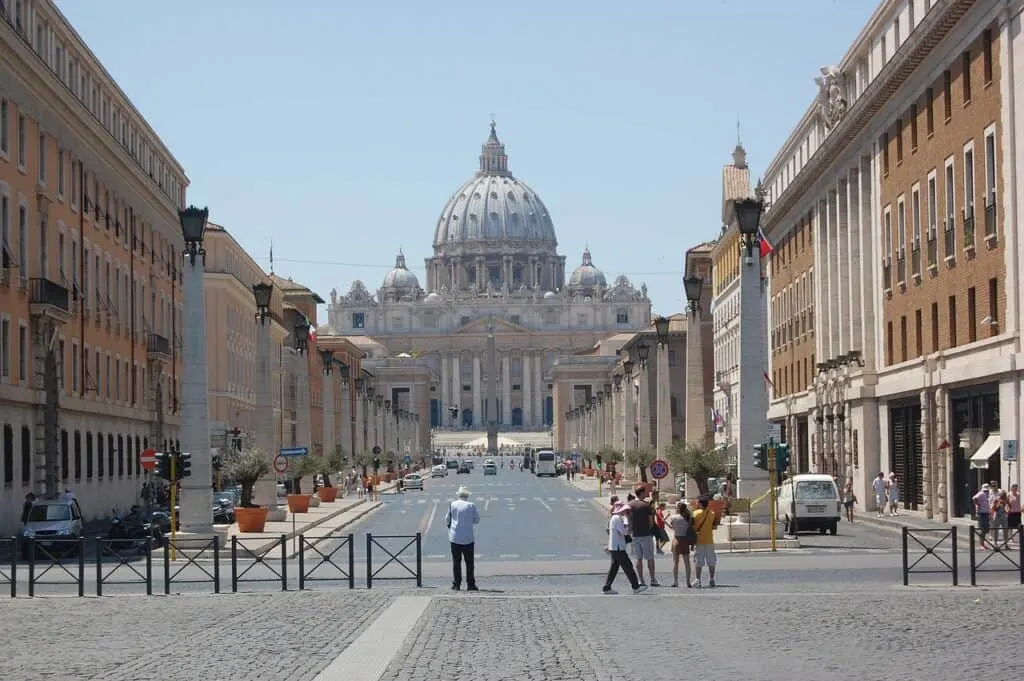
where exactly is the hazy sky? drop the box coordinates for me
[56,0,874,318]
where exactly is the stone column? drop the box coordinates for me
[656,343,671,460]
[252,318,281,515]
[472,355,482,426]
[339,381,351,461]
[501,354,511,425]
[920,387,934,519]
[354,390,364,456]
[179,250,213,534]
[522,352,533,427]
[534,354,544,426]
[624,374,635,456]
[441,351,450,416]
[295,350,312,483]
[736,237,770,502]
[685,308,708,446]
[934,386,948,522]
[452,354,462,422]
[611,384,621,455]
[322,368,335,464]
[637,362,652,450]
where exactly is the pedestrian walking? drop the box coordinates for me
[872,472,887,517]
[654,501,669,554]
[1008,483,1021,532]
[602,501,647,595]
[667,501,694,588]
[691,496,718,588]
[887,474,900,516]
[627,486,659,587]
[842,479,857,523]
[444,486,480,591]
[991,490,1010,548]
[973,483,992,549]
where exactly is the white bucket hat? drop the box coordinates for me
[457,486,471,499]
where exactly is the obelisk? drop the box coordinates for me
[486,316,498,455]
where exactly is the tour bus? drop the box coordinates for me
[534,449,557,477]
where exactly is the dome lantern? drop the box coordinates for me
[479,120,510,176]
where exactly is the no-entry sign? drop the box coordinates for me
[649,459,669,480]
[273,455,289,474]
[140,448,158,471]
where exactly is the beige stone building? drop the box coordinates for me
[0,0,188,533]
[758,0,1024,518]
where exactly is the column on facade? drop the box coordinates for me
[656,343,671,460]
[339,381,351,459]
[441,351,450,416]
[501,354,511,425]
[322,369,335,462]
[920,388,934,519]
[846,167,863,354]
[836,179,851,356]
[451,354,462,423]
[828,190,842,358]
[533,354,544,426]
[857,156,876,363]
[472,355,482,426]
[522,352,533,427]
[934,387,949,522]
[604,390,614,449]
[252,317,278,510]
[354,390,364,456]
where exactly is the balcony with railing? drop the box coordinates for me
[926,232,937,271]
[984,193,997,242]
[147,333,171,362]
[963,206,975,252]
[944,217,956,263]
[29,277,71,323]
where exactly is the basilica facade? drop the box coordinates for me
[322,123,651,433]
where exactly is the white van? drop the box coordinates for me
[535,450,557,477]
[775,474,842,536]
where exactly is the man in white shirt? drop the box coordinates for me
[444,486,480,591]
[871,473,887,518]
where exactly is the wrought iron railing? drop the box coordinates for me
[28,277,70,312]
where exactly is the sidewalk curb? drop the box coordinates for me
[243,498,369,555]
[285,500,384,558]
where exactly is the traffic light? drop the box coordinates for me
[230,427,242,451]
[595,454,603,469]
[753,443,767,471]
[156,452,172,481]
[774,443,791,474]
[178,452,193,478]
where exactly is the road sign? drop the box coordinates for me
[279,447,308,457]
[372,445,382,455]
[140,448,158,471]
[650,459,669,480]
[273,455,289,474]
[767,422,782,443]
[1004,439,1018,462]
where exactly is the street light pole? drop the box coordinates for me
[293,320,312,487]
[622,360,635,459]
[178,206,213,534]
[252,282,283,519]
[654,316,671,461]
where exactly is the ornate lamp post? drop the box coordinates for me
[251,281,283,516]
[178,206,213,533]
[653,315,671,460]
[292,318,312,489]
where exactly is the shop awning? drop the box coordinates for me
[970,434,1001,470]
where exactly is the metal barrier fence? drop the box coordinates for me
[366,533,422,589]
[299,533,355,590]
[901,527,958,586]
[164,537,220,595]
[1,537,16,597]
[28,538,87,597]
[969,526,1023,586]
[231,535,287,592]
[96,537,154,596]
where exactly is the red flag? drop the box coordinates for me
[758,229,774,258]
[763,371,774,396]
[309,326,317,346]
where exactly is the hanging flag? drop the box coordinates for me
[758,228,775,259]
[763,371,774,397]
[308,324,317,346]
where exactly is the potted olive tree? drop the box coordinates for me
[286,455,318,513]
[224,448,271,533]
[316,451,344,503]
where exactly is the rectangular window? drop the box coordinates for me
[351,312,365,329]
[900,316,908,362]
[943,70,952,119]
[881,133,890,174]
[17,204,26,279]
[984,129,997,205]
[1,195,9,266]
[931,302,940,353]
[57,149,65,197]
[897,197,907,254]
[71,342,79,393]
[948,295,958,347]
[0,99,7,153]
[910,104,918,149]
[57,230,65,282]
[945,160,956,225]
[886,321,894,366]
[883,208,893,258]
[927,173,938,236]
[964,146,975,217]
[616,310,629,324]
[17,114,26,168]
[915,309,923,357]
[962,51,972,102]
[0,317,8,380]
[926,87,935,134]
[988,278,999,335]
[38,133,46,183]
[21,426,30,485]
[18,324,26,381]
[983,29,993,83]
[911,188,921,245]
[58,339,65,390]
[105,355,111,399]
[896,119,903,162]
[967,286,977,343]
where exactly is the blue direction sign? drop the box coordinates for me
[279,447,309,457]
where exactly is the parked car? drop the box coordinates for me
[404,473,424,491]
[431,464,447,478]
[457,462,472,475]
[483,460,498,476]
[20,498,85,558]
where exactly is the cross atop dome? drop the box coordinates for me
[479,119,510,176]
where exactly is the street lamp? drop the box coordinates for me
[179,205,209,266]
[294,320,311,354]
[384,399,392,413]
[623,359,634,378]
[683,275,703,316]
[613,373,622,391]
[636,343,650,368]
[734,197,764,260]
[320,348,334,375]
[252,282,273,323]
[339,363,350,383]
[654,315,670,346]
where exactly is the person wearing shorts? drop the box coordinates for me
[667,501,693,588]
[627,488,659,587]
[691,496,717,588]
[973,484,992,547]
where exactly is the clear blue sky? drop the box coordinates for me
[56,0,874,319]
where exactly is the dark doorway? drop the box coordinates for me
[950,384,1000,517]
[889,401,923,510]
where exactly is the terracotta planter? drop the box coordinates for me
[235,506,268,533]
[287,494,311,513]
[317,486,339,503]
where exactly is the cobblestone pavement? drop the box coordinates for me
[0,591,392,681]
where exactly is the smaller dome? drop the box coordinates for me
[543,291,557,299]
[568,248,607,289]
[382,251,420,292]
[424,291,442,303]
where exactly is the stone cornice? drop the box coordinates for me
[763,0,976,230]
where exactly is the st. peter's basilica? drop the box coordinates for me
[321,123,651,432]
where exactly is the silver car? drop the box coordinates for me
[21,498,85,557]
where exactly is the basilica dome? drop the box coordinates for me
[568,248,607,290]
[381,251,420,294]
[433,122,558,253]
